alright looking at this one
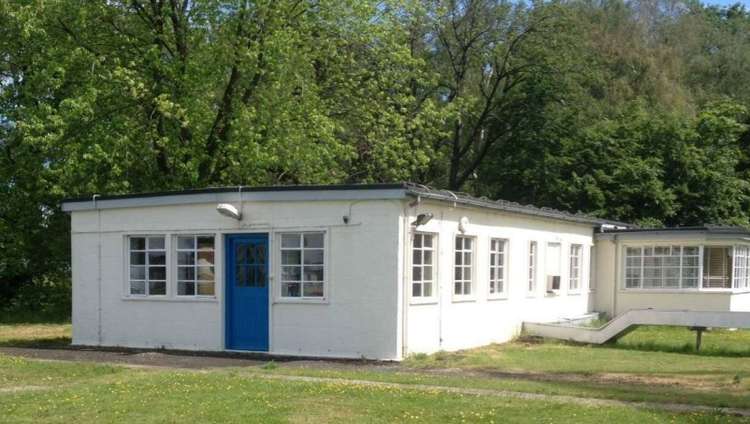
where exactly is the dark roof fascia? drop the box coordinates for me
[403,184,629,227]
[61,183,409,204]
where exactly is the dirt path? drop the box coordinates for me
[2,346,749,417]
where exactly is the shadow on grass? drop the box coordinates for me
[606,341,750,358]
[0,336,71,348]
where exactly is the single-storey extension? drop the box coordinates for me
[61,183,750,360]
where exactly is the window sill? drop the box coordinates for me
[545,291,560,297]
[619,289,733,294]
[567,291,582,296]
[487,295,509,301]
[409,299,439,306]
[121,296,218,302]
[451,297,476,303]
[274,298,329,305]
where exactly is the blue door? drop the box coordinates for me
[225,234,269,351]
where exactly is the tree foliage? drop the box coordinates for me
[3,0,750,303]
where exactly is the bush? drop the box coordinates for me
[0,273,71,323]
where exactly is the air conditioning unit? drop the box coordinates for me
[547,275,561,292]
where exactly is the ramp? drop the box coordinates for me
[523,309,750,344]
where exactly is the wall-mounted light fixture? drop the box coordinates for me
[217,203,242,220]
[411,213,433,227]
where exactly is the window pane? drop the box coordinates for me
[178,266,195,280]
[197,282,214,296]
[464,267,471,280]
[424,235,433,248]
[149,266,166,280]
[148,237,165,250]
[130,266,146,280]
[197,251,214,266]
[454,282,462,294]
[197,236,214,250]
[149,280,166,295]
[413,249,421,265]
[303,233,324,248]
[148,251,166,265]
[282,234,301,248]
[304,266,324,282]
[178,281,195,296]
[454,267,462,281]
[423,265,432,280]
[282,250,301,265]
[130,281,146,295]
[177,236,194,250]
[463,252,472,265]
[423,282,432,297]
[130,252,146,265]
[303,283,324,297]
[130,237,146,251]
[423,250,432,265]
[413,266,422,281]
[455,237,462,250]
[197,266,214,281]
[282,282,301,297]
[304,249,324,265]
[455,252,462,266]
[463,281,471,295]
[282,266,301,281]
[412,283,422,297]
[413,234,422,247]
[176,251,193,266]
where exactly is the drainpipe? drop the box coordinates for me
[612,234,619,317]
[401,201,411,359]
[93,194,103,345]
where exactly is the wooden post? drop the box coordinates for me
[690,326,707,352]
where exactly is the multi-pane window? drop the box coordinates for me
[280,232,325,298]
[412,234,435,298]
[454,236,473,296]
[528,241,537,293]
[703,246,732,289]
[734,246,750,289]
[489,238,507,296]
[176,235,215,296]
[625,246,700,289]
[569,244,582,291]
[128,236,166,296]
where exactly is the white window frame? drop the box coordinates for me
[546,242,562,294]
[588,245,595,292]
[568,244,582,293]
[527,241,538,296]
[277,231,327,301]
[411,232,437,302]
[453,235,475,300]
[174,234,217,297]
[733,245,750,290]
[488,238,508,299]
[622,244,703,291]
[126,235,168,297]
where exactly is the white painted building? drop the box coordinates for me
[61,183,750,360]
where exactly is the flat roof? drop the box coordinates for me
[60,182,629,227]
[596,225,750,239]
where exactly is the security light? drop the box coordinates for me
[217,203,242,220]
[411,213,433,227]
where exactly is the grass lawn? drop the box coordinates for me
[2,323,750,422]
[0,355,742,423]
[0,323,71,347]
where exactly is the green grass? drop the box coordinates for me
[3,323,750,420]
[616,326,750,356]
[0,323,71,347]
[0,356,742,423]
